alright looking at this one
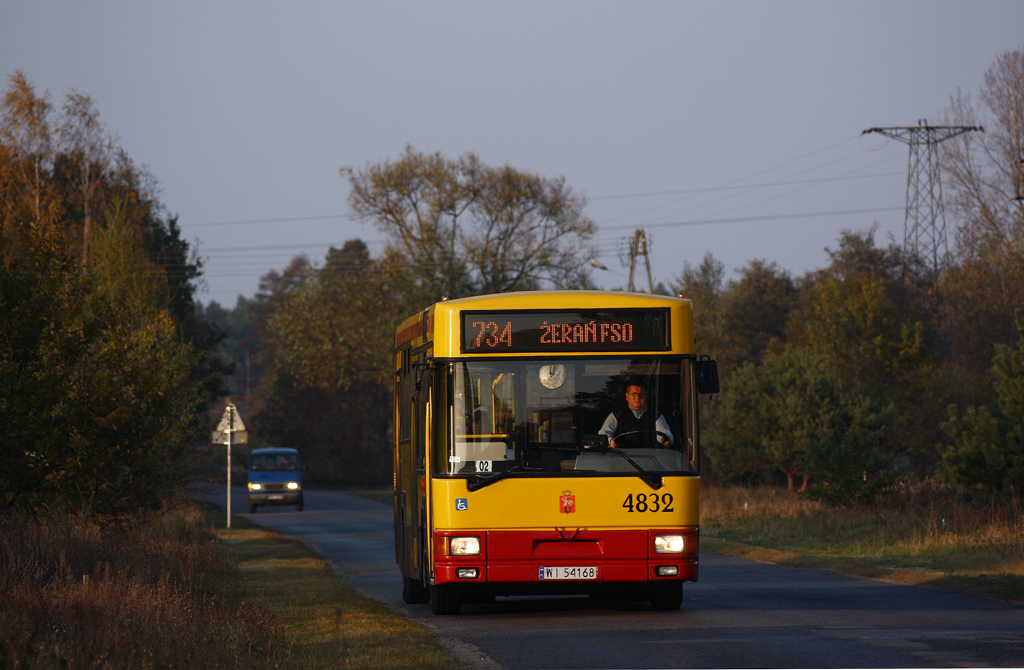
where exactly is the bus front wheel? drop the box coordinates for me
[650,582,683,610]
[403,575,429,604]
[429,583,462,615]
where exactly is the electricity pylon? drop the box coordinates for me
[862,120,981,273]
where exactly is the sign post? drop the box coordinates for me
[212,403,247,528]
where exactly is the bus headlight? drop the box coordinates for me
[287,482,300,490]
[249,483,262,491]
[654,534,685,554]
[450,537,481,556]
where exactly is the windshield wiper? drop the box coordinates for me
[602,449,663,490]
[467,466,527,492]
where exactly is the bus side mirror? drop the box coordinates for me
[696,356,719,395]
[411,367,432,403]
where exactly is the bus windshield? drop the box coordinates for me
[440,358,698,478]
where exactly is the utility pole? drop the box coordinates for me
[627,229,655,293]
[862,120,981,273]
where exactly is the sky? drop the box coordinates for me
[2,1,1021,306]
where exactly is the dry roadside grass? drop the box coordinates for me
[0,501,462,669]
[210,511,462,670]
[0,502,283,668]
[700,484,1024,605]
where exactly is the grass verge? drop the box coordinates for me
[701,484,1024,605]
[0,502,283,668]
[208,510,461,669]
[0,501,462,669]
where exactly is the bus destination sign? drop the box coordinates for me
[461,309,670,353]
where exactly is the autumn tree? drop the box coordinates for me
[941,44,1024,269]
[268,241,400,390]
[0,73,222,515]
[247,242,400,487]
[343,146,596,302]
[938,45,1024,380]
[56,90,114,271]
[0,71,58,228]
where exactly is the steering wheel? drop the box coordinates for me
[611,430,670,448]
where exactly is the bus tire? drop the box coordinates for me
[429,583,462,615]
[402,575,429,604]
[650,582,683,610]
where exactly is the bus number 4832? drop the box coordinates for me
[622,492,674,513]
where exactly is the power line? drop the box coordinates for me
[182,141,891,231]
[183,214,350,228]
[601,206,904,232]
[594,144,900,228]
[589,171,903,201]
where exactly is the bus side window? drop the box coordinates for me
[414,402,427,471]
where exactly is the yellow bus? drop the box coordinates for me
[393,291,718,614]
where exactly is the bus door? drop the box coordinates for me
[397,348,433,602]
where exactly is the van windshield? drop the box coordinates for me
[438,357,698,477]
[250,453,300,471]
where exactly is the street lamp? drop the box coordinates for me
[589,258,629,279]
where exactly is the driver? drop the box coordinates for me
[598,383,673,448]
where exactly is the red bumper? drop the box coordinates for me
[433,528,698,586]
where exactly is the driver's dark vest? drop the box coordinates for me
[614,409,656,447]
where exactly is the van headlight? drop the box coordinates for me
[450,537,481,556]
[287,482,300,490]
[248,483,262,491]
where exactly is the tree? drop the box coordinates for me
[0,225,205,515]
[267,241,400,391]
[90,197,167,323]
[703,359,772,484]
[245,241,403,488]
[0,74,222,515]
[786,230,958,475]
[940,45,1024,269]
[720,259,798,369]
[940,313,1024,493]
[0,71,58,227]
[57,90,114,272]
[792,272,925,390]
[670,251,725,361]
[343,146,596,300]
[706,346,894,502]
[937,45,1024,384]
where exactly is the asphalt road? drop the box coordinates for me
[194,484,1024,668]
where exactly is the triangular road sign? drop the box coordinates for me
[215,403,246,433]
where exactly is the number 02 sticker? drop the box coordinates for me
[622,492,674,513]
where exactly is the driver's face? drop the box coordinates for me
[625,385,646,413]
